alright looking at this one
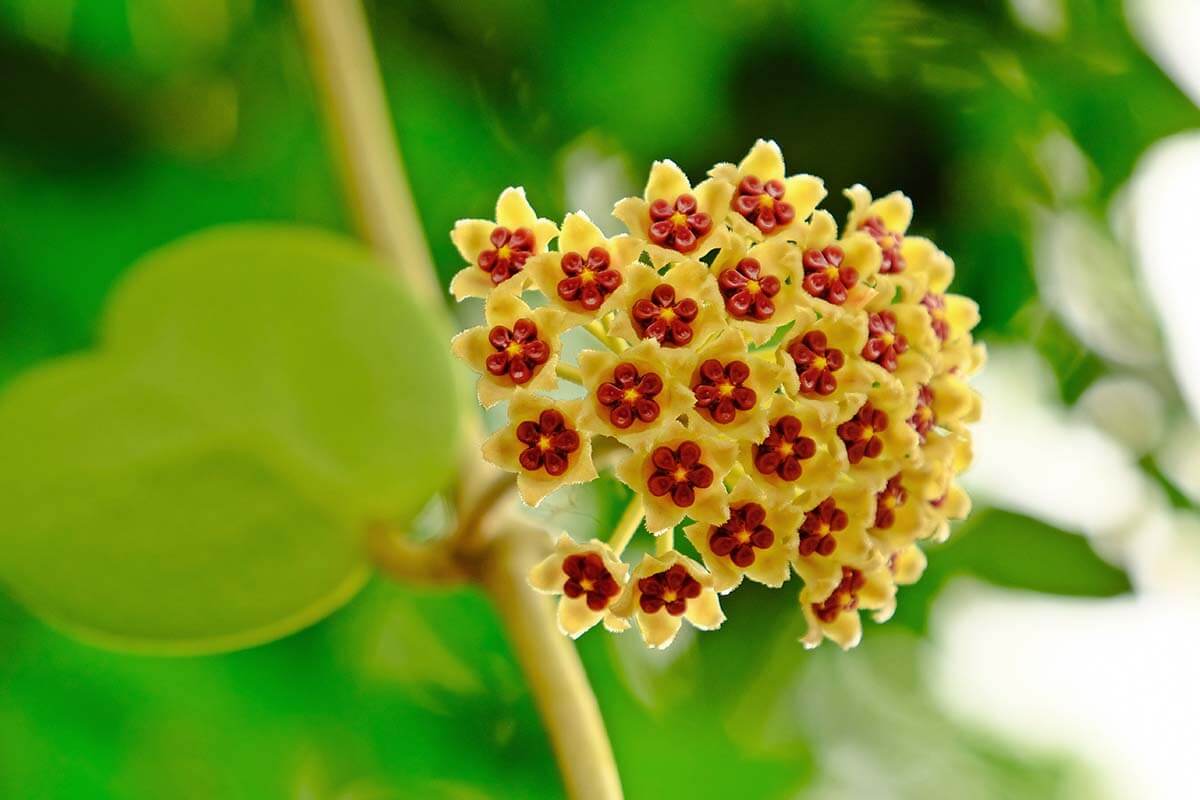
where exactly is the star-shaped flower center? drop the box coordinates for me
[647,441,714,508]
[862,310,908,372]
[718,256,781,321]
[596,362,663,429]
[710,502,775,568]
[909,384,936,441]
[873,474,908,529]
[557,247,622,311]
[753,414,816,482]
[692,358,756,424]
[648,193,712,253]
[515,409,580,476]
[638,564,702,615]
[478,226,535,285]
[631,284,699,347]
[859,216,906,274]
[788,331,844,396]
[801,246,859,305]
[837,402,889,464]
[731,176,795,234]
[562,552,621,611]
[798,497,847,557]
[812,566,866,623]
[486,319,549,384]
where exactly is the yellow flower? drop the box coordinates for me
[860,293,937,391]
[613,420,738,534]
[834,389,922,489]
[684,328,782,443]
[926,480,972,543]
[451,289,566,408]
[938,336,988,379]
[799,560,896,650]
[844,184,931,303]
[787,481,878,602]
[709,237,804,345]
[449,187,560,301]
[481,393,597,508]
[740,394,847,509]
[608,261,725,351]
[524,211,645,325]
[888,543,928,586]
[867,469,939,556]
[794,210,881,315]
[576,340,694,449]
[613,159,733,267]
[683,477,801,593]
[528,534,630,637]
[778,311,875,408]
[610,551,725,649]
[708,138,826,242]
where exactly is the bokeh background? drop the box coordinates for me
[3,0,1199,797]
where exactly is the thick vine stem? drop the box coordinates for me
[293,1,624,797]
[475,521,623,800]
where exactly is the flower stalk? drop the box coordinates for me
[292,1,623,797]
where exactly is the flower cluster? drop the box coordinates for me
[450,141,982,650]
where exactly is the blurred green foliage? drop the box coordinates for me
[1,0,1193,797]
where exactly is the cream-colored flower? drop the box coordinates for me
[799,560,896,650]
[787,481,878,602]
[683,477,800,593]
[708,139,825,241]
[449,187,559,300]
[613,159,733,267]
[709,237,804,345]
[609,261,725,351]
[739,394,847,508]
[613,420,738,534]
[684,328,781,443]
[576,340,694,449]
[524,211,645,325]
[481,394,597,508]
[610,551,724,648]
[528,534,630,637]
[450,289,566,408]
[794,210,881,315]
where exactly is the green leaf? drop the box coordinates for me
[0,225,459,654]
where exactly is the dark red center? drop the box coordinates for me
[861,310,908,372]
[486,319,549,385]
[922,292,949,341]
[718,257,781,321]
[557,246,622,311]
[710,502,775,568]
[909,384,936,441]
[801,246,859,305]
[812,566,866,623]
[562,552,622,611]
[638,563,702,616]
[837,402,889,464]
[478,226,535,285]
[648,193,712,253]
[788,331,844,396]
[753,414,816,482]
[515,409,581,476]
[798,497,847,558]
[647,441,715,508]
[873,474,907,530]
[692,358,756,424]
[731,175,796,234]
[859,216,905,274]
[595,362,663,429]
[631,284,699,348]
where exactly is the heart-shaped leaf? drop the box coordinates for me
[0,225,459,654]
